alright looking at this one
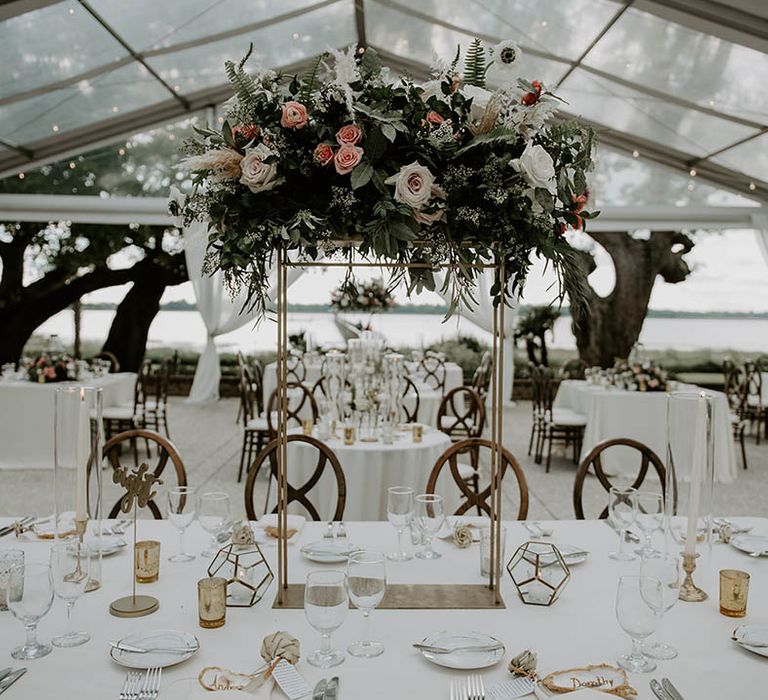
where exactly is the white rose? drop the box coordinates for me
[510,142,556,194]
[385,161,437,210]
[239,143,281,194]
[462,84,493,122]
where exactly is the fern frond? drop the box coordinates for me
[224,45,259,111]
[463,38,487,89]
[299,53,326,104]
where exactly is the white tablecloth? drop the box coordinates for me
[554,381,738,483]
[1,517,766,699]
[275,427,453,520]
[0,373,136,470]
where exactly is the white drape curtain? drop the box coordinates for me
[752,213,768,266]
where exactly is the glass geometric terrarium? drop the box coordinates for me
[507,542,571,606]
[207,543,274,608]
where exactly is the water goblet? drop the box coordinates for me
[615,575,662,673]
[304,570,348,668]
[50,542,91,647]
[635,492,664,558]
[608,487,638,561]
[386,486,414,561]
[6,562,54,660]
[168,486,196,562]
[347,551,386,658]
[198,491,231,557]
[640,554,680,660]
[415,494,445,560]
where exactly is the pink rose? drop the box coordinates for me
[384,161,437,209]
[44,367,56,379]
[425,110,444,126]
[313,143,335,166]
[336,123,363,146]
[334,144,363,175]
[280,101,308,129]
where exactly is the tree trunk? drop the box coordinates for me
[571,231,693,368]
[537,331,549,366]
[73,300,82,359]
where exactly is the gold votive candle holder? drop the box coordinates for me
[302,418,314,436]
[135,540,160,583]
[412,424,423,443]
[343,426,356,445]
[719,569,749,618]
[198,577,227,628]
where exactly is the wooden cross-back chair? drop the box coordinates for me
[573,438,672,520]
[266,382,319,435]
[140,357,172,439]
[742,360,767,444]
[286,353,307,383]
[244,435,346,521]
[399,376,421,423]
[437,386,486,442]
[425,438,529,520]
[237,367,271,482]
[312,374,351,401]
[471,352,492,399]
[102,359,152,458]
[102,429,187,519]
[723,362,748,469]
[419,353,447,393]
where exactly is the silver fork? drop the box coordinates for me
[119,672,140,700]
[449,679,465,700]
[139,668,162,700]
[467,674,485,700]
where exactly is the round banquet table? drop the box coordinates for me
[553,380,738,483]
[0,373,136,470]
[274,427,453,521]
[1,516,766,699]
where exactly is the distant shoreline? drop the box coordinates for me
[80,301,768,320]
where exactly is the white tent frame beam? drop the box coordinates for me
[0,0,63,21]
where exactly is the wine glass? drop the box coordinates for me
[608,487,638,561]
[641,554,680,660]
[6,562,54,660]
[49,542,91,647]
[304,570,348,668]
[168,486,196,562]
[415,494,445,560]
[635,492,664,558]
[615,575,662,673]
[198,491,231,557]
[347,551,386,658]
[386,486,414,561]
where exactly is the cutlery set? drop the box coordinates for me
[449,674,485,700]
[0,667,26,695]
[0,517,33,538]
[522,522,552,538]
[650,677,686,700]
[119,667,162,700]
[312,675,339,699]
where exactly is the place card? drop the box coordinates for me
[271,659,312,699]
[487,677,536,699]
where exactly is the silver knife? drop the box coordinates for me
[312,678,327,700]
[413,643,504,654]
[649,679,673,700]
[109,641,195,654]
[662,678,686,700]
[0,670,11,685]
[324,676,338,700]
[603,520,641,543]
[0,668,27,695]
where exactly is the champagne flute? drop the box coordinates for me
[347,551,386,658]
[168,486,196,562]
[608,487,638,561]
[415,494,445,560]
[635,491,664,558]
[641,554,680,660]
[198,491,231,557]
[615,575,662,673]
[304,570,348,668]
[386,486,414,561]
[50,542,91,647]
[6,562,54,660]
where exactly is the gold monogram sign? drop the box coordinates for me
[113,462,163,513]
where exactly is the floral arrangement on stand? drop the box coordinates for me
[173,38,597,318]
[614,361,669,392]
[27,354,73,383]
[330,278,396,313]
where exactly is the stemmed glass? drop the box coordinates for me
[198,491,231,558]
[608,487,638,561]
[50,543,91,647]
[635,492,664,558]
[415,494,445,560]
[168,486,196,562]
[641,554,680,660]
[347,551,386,658]
[6,562,54,660]
[615,575,662,673]
[304,570,348,668]
[386,486,414,561]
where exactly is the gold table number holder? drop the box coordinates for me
[109,463,163,617]
[679,552,708,602]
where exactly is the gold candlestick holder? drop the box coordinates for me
[679,552,708,602]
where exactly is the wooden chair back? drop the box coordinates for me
[244,435,346,521]
[471,352,491,398]
[437,386,485,440]
[426,438,529,519]
[743,361,763,406]
[102,429,187,519]
[94,351,120,373]
[400,376,421,423]
[286,353,306,383]
[312,374,351,401]
[419,353,447,392]
[266,382,319,434]
[573,438,670,519]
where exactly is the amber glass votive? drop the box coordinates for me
[135,540,160,583]
[343,426,356,445]
[198,577,227,628]
[412,424,424,443]
[720,569,749,618]
[302,419,314,436]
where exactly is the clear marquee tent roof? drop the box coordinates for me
[1,0,767,206]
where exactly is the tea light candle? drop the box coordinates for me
[198,577,227,629]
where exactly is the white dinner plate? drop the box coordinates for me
[417,631,505,670]
[730,534,768,557]
[109,629,200,669]
[300,540,361,563]
[732,625,768,658]
[67,535,127,557]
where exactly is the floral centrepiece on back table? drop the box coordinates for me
[330,278,395,314]
[174,40,597,317]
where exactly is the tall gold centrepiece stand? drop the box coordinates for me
[272,246,507,609]
[109,464,163,617]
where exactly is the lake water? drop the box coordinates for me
[33,309,768,354]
